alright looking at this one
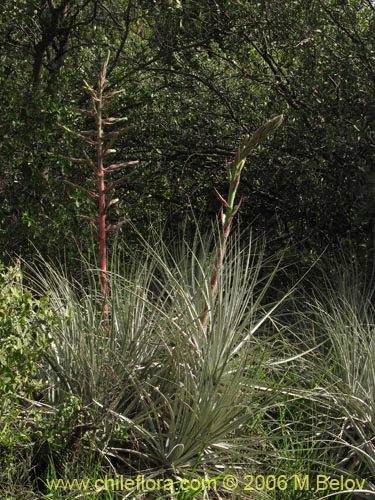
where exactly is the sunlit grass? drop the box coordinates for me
[3,233,375,499]
[20,225,290,492]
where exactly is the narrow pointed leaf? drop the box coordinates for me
[63,180,99,200]
[61,125,97,147]
[103,89,126,99]
[103,148,117,156]
[108,198,119,207]
[82,79,97,97]
[65,156,87,164]
[82,150,98,172]
[81,130,98,137]
[104,160,138,173]
[102,116,128,125]
[79,108,95,116]
[214,188,230,208]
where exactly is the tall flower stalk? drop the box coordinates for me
[63,53,137,321]
[200,115,284,327]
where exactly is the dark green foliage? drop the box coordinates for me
[0,264,53,400]
[0,264,55,494]
[1,0,374,266]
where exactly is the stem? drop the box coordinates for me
[64,52,134,329]
[200,115,283,329]
[200,169,239,328]
[97,65,108,321]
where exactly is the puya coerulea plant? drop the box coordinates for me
[200,114,284,327]
[62,53,137,321]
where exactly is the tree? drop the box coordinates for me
[1,0,375,265]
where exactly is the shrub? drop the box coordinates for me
[0,263,53,400]
[0,263,54,495]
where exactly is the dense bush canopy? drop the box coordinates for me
[1,0,375,263]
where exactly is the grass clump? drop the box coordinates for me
[305,261,375,490]
[24,227,287,495]
[5,233,375,499]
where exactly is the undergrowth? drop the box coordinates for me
[2,229,375,499]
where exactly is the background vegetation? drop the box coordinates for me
[1,0,375,264]
[1,0,375,498]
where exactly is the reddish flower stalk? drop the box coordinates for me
[63,53,137,325]
[96,57,108,315]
